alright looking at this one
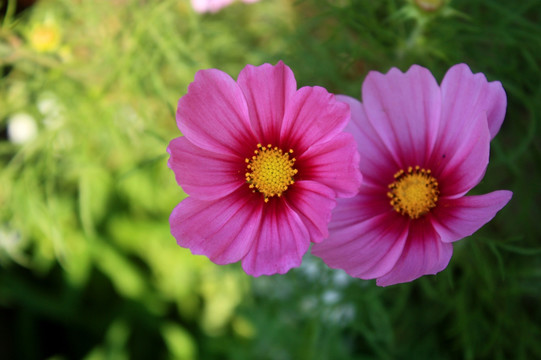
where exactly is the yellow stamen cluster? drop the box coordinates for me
[387,166,440,219]
[245,144,298,203]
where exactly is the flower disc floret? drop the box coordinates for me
[245,144,298,202]
[387,166,439,219]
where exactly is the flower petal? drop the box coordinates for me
[285,180,336,244]
[430,190,512,243]
[170,189,263,265]
[191,0,235,13]
[241,200,310,276]
[361,65,442,167]
[430,103,491,198]
[280,86,349,154]
[376,220,453,286]
[167,136,243,200]
[237,61,297,145]
[312,194,410,279]
[440,63,507,140]
[176,68,255,156]
[336,95,401,187]
[299,132,362,198]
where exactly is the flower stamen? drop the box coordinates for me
[245,144,298,202]
[387,166,439,219]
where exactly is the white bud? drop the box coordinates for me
[7,113,38,144]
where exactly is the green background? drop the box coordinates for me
[1,0,540,359]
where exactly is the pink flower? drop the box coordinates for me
[168,61,361,276]
[191,0,259,13]
[311,64,512,286]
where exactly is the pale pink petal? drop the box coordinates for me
[429,104,491,198]
[441,63,507,140]
[237,61,297,145]
[430,190,512,243]
[361,65,442,167]
[299,132,361,198]
[167,137,243,200]
[241,200,310,276]
[285,180,336,244]
[376,220,453,286]
[176,69,255,157]
[191,0,235,13]
[336,95,401,187]
[312,201,410,279]
[170,189,263,265]
[280,86,349,154]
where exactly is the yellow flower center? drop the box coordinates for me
[245,144,298,203]
[387,166,440,219]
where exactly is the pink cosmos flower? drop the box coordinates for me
[168,61,361,276]
[311,64,512,286]
[191,0,259,14]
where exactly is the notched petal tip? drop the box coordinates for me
[442,63,507,140]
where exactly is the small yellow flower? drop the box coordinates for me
[28,21,61,53]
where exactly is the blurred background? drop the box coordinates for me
[1,0,540,359]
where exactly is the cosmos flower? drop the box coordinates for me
[168,61,361,276]
[312,64,512,286]
[191,0,259,14]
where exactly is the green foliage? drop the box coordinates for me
[1,0,540,359]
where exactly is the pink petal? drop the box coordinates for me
[376,220,453,286]
[440,64,507,140]
[285,180,337,244]
[299,132,362,198]
[361,65,442,167]
[430,190,512,243]
[241,200,310,276]
[237,61,297,145]
[280,86,349,154]
[170,189,263,265]
[336,95,401,187]
[167,136,244,200]
[191,0,235,13]
[429,102,491,198]
[312,194,410,279]
[176,69,255,157]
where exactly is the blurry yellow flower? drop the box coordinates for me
[28,21,61,53]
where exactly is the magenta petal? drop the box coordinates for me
[441,63,507,140]
[280,86,349,154]
[285,180,336,244]
[299,132,362,198]
[312,195,410,279]
[237,61,297,145]
[241,201,310,276]
[336,95,401,186]
[361,65,442,166]
[176,69,255,156]
[430,105,491,198]
[167,137,243,200]
[170,191,263,265]
[431,190,512,243]
[376,220,453,286]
